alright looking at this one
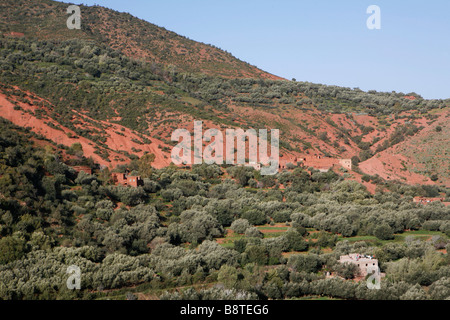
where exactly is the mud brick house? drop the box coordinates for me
[237,162,261,170]
[112,172,144,187]
[279,159,297,170]
[278,155,352,172]
[291,155,353,172]
[413,197,448,206]
[127,176,144,187]
[112,172,127,185]
[71,165,93,175]
[339,254,379,277]
[338,159,352,170]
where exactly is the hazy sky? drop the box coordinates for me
[61,0,450,99]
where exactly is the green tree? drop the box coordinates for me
[242,209,267,225]
[374,223,394,240]
[230,219,250,234]
[285,229,308,252]
[138,153,155,178]
[287,254,323,273]
[334,262,359,279]
[244,227,264,239]
[243,245,268,265]
[0,236,26,264]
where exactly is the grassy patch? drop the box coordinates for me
[337,230,449,246]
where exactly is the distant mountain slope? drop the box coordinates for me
[0,1,448,188]
[0,0,282,80]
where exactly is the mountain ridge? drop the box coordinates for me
[0,0,283,80]
[0,0,448,188]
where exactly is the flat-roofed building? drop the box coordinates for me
[339,253,379,277]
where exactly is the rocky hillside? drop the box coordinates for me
[0,0,448,188]
[0,0,281,79]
